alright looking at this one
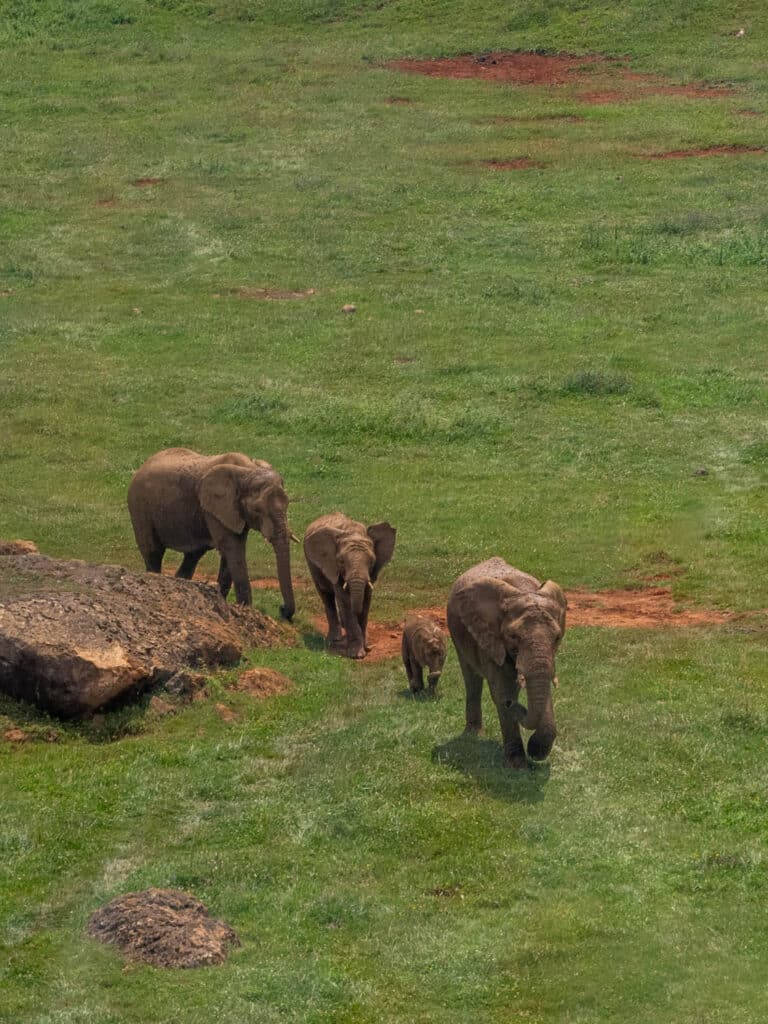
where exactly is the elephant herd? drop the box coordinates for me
[128,448,566,769]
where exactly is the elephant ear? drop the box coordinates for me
[367,522,396,581]
[199,465,246,535]
[455,578,516,668]
[539,579,567,630]
[305,526,342,584]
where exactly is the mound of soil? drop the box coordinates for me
[87,888,239,968]
[0,549,283,718]
[234,667,293,697]
[387,52,734,105]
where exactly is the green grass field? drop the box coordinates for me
[2,1,768,1021]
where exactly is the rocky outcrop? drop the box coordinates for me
[0,549,283,718]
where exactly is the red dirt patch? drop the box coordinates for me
[482,157,544,170]
[385,95,414,105]
[160,568,307,591]
[234,667,293,698]
[87,888,239,968]
[132,177,164,187]
[490,113,585,124]
[95,198,118,207]
[328,588,740,662]
[642,144,766,159]
[387,52,734,105]
[234,286,316,300]
[214,702,238,722]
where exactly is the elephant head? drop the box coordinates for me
[198,464,297,619]
[454,577,566,752]
[307,520,396,616]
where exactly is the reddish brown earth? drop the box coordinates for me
[387,52,734,104]
[95,199,118,207]
[234,286,316,300]
[313,587,740,662]
[87,888,239,968]
[234,667,294,698]
[490,113,585,123]
[160,568,307,591]
[642,144,766,159]
[132,177,164,187]
[385,95,414,104]
[214,702,238,722]
[482,157,545,170]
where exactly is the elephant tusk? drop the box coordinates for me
[553,675,559,689]
[342,580,349,591]
[517,672,526,689]
[290,532,301,544]
[367,580,374,591]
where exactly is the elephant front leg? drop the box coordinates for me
[336,584,365,659]
[217,556,232,599]
[177,548,208,580]
[456,653,483,733]
[360,583,373,653]
[496,700,527,770]
[218,538,251,606]
[309,565,344,649]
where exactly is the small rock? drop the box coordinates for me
[164,670,208,702]
[341,304,357,314]
[693,467,710,477]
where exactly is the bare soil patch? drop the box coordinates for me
[490,113,585,124]
[332,587,740,662]
[642,144,765,159]
[234,667,294,698]
[387,52,734,105]
[482,157,545,170]
[132,177,164,187]
[233,286,316,300]
[214,702,238,722]
[385,95,414,104]
[95,198,118,207]
[87,888,239,968]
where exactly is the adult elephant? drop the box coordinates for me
[128,448,298,617]
[304,513,396,659]
[447,557,566,769]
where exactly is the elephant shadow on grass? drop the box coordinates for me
[432,732,549,804]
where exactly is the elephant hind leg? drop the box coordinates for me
[176,548,208,580]
[308,563,343,647]
[217,555,232,599]
[141,532,165,574]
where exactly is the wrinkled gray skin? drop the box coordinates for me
[447,558,566,769]
[128,448,297,618]
[304,512,396,659]
[402,614,447,695]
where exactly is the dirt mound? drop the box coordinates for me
[642,145,765,159]
[234,667,293,697]
[387,52,734,104]
[0,539,38,556]
[0,550,283,718]
[87,888,239,968]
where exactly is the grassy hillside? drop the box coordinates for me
[2,2,768,1021]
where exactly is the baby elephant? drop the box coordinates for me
[402,614,446,695]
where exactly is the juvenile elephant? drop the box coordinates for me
[402,614,446,695]
[127,447,298,617]
[447,557,566,770]
[304,513,396,659]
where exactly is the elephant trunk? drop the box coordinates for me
[346,576,368,617]
[511,653,557,758]
[272,528,295,621]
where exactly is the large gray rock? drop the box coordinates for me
[0,548,283,718]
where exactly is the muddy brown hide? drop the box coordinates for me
[402,614,447,693]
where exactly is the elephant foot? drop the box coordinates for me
[464,723,483,735]
[346,645,366,660]
[279,604,295,622]
[504,748,529,771]
[526,734,554,762]
[409,682,424,694]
